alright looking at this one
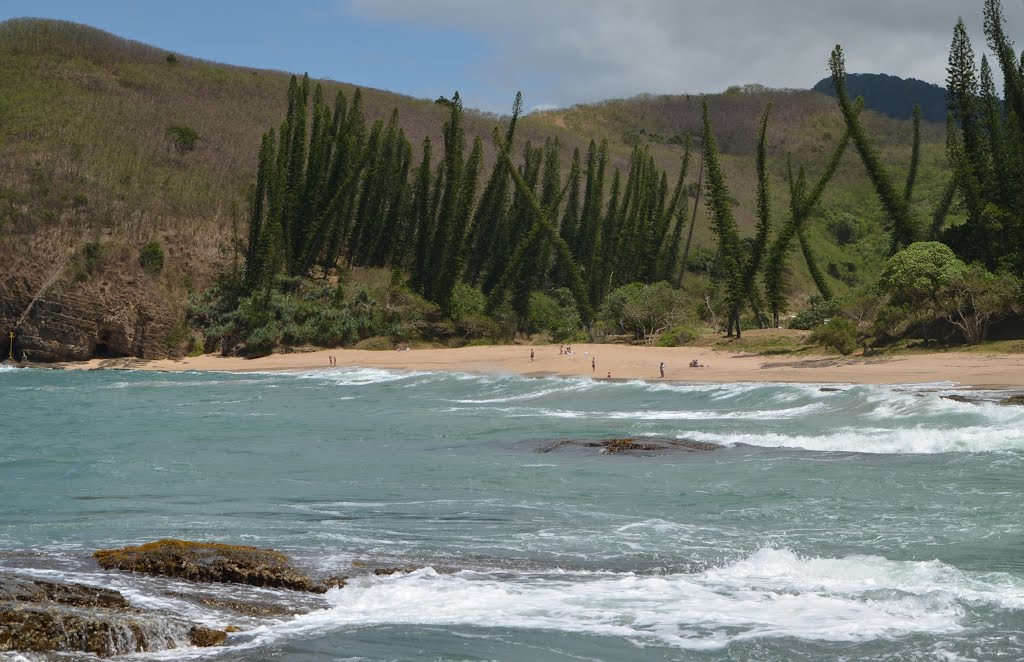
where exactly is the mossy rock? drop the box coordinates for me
[94,539,324,593]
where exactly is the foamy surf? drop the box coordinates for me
[681,424,1024,453]
[185,548,1019,654]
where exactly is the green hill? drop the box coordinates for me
[0,18,955,361]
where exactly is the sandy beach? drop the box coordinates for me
[59,343,1024,389]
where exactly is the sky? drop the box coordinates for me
[2,0,1023,113]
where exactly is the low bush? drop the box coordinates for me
[656,325,700,347]
[809,317,859,355]
[139,240,165,275]
[789,296,842,330]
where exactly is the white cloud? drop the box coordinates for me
[346,0,1024,111]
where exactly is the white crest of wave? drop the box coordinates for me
[681,424,1024,453]
[231,547,1021,652]
[294,367,432,385]
[450,379,599,404]
[605,402,826,420]
[859,388,1024,424]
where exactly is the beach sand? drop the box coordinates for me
[60,343,1024,389]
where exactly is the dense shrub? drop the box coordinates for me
[809,317,859,354]
[70,240,109,281]
[191,275,442,356]
[166,125,199,153]
[448,282,486,323]
[788,295,842,330]
[526,288,582,341]
[600,281,693,343]
[656,325,700,347]
[139,241,164,275]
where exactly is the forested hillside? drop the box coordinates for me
[812,73,948,123]
[0,18,972,360]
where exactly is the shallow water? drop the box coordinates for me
[1,366,1023,660]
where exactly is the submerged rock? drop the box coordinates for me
[941,394,979,404]
[94,539,324,593]
[1000,394,1024,406]
[538,437,719,455]
[0,574,226,657]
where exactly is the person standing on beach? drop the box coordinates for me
[659,362,665,378]
[530,349,534,362]
[591,356,595,372]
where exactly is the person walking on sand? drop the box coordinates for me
[530,349,534,362]
[659,361,665,378]
[591,356,595,372]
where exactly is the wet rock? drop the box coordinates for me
[1000,394,1024,406]
[819,387,844,392]
[94,539,324,593]
[176,593,309,618]
[0,575,128,608]
[0,574,226,658]
[941,394,979,404]
[189,625,227,647]
[373,567,422,576]
[322,575,349,590]
[537,437,719,455]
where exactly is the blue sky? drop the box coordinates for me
[2,1,1023,113]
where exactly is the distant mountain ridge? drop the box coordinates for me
[812,73,948,123]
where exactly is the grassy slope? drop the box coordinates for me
[0,18,957,339]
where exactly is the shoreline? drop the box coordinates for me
[45,343,1024,389]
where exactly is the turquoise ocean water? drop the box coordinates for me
[2,364,1024,660]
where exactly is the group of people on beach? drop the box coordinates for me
[528,344,712,381]
[533,346,598,373]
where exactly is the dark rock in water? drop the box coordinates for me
[538,437,719,455]
[373,566,423,576]
[189,625,227,647]
[0,574,226,657]
[941,394,978,404]
[323,575,349,590]
[169,592,310,618]
[0,575,128,608]
[819,387,844,392]
[1000,394,1024,406]
[94,539,324,593]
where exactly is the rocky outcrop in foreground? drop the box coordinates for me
[0,574,225,657]
[94,539,326,593]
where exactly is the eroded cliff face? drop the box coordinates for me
[1,267,178,363]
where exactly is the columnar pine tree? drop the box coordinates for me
[701,101,745,337]
[576,139,607,305]
[410,137,434,290]
[740,103,774,325]
[464,92,522,285]
[829,46,921,252]
[655,138,693,283]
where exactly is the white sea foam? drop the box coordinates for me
[295,367,435,385]
[680,424,1024,453]
[208,548,1022,653]
[603,402,827,420]
[450,380,598,404]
